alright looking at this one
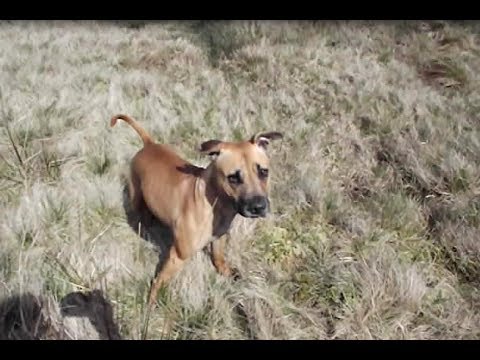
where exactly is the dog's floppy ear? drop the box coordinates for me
[250,131,283,149]
[199,140,224,157]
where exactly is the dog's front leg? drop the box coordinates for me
[210,234,233,277]
[148,246,186,307]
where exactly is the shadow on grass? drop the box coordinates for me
[0,290,122,340]
[60,290,122,340]
[0,293,59,340]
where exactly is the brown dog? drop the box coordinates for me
[110,114,283,307]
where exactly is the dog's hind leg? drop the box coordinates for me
[128,172,142,211]
[128,172,154,229]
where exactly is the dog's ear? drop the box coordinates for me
[199,140,224,157]
[250,131,283,150]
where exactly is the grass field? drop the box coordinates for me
[1,20,479,340]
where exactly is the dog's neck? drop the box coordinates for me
[199,162,238,237]
[201,162,236,211]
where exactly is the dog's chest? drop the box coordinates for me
[192,211,234,250]
[211,209,236,238]
[212,217,233,238]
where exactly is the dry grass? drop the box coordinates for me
[1,20,479,340]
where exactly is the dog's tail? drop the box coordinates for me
[110,114,153,145]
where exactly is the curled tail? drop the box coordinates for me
[110,114,153,145]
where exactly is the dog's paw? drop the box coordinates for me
[148,302,159,311]
[215,263,242,281]
[218,265,232,277]
[231,267,242,281]
[147,296,161,310]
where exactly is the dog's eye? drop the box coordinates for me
[258,167,269,179]
[227,171,243,185]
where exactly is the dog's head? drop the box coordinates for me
[199,131,283,218]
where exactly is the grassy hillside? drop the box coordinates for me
[0,20,479,339]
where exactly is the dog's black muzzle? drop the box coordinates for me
[237,195,270,218]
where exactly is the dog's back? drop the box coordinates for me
[111,114,202,226]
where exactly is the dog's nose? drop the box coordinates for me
[247,196,268,216]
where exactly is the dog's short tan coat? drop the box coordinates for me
[111,114,282,307]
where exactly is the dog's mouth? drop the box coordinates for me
[237,209,265,218]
